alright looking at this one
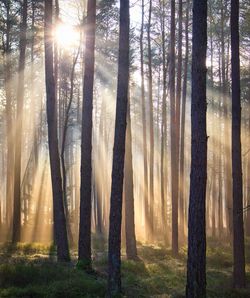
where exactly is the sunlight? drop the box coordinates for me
[55,23,80,47]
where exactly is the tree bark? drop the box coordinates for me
[107,0,130,295]
[44,0,70,262]
[78,0,96,268]
[231,0,246,288]
[186,0,207,296]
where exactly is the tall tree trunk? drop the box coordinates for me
[170,0,178,256]
[4,2,14,233]
[107,0,130,295]
[61,50,80,247]
[160,0,167,241]
[125,98,137,260]
[246,109,250,237]
[12,0,28,243]
[186,0,207,296]
[140,0,149,242]
[179,0,190,242]
[231,0,246,288]
[78,0,96,268]
[44,0,70,262]
[147,0,154,240]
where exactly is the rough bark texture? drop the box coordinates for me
[78,0,96,267]
[125,100,137,260]
[44,0,70,262]
[12,0,28,243]
[186,0,207,297]
[231,0,246,288]
[107,0,130,295]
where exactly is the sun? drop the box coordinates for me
[55,23,80,48]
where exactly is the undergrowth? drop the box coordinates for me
[0,240,249,297]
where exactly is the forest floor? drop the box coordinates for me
[0,237,250,297]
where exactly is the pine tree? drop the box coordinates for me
[186,0,207,296]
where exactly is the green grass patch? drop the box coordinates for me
[0,241,250,297]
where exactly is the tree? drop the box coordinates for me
[124,98,137,260]
[12,0,28,243]
[231,0,246,288]
[160,0,168,242]
[147,0,155,241]
[176,0,182,244]
[179,0,190,242]
[140,0,149,243]
[44,0,70,262]
[107,0,130,294]
[78,0,96,269]
[186,0,207,297]
[2,1,15,233]
[170,0,178,256]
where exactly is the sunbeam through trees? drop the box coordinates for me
[0,0,250,297]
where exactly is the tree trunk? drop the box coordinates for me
[231,0,246,288]
[140,0,149,242]
[107,0,130,295]
[4,2,14,233]
[160,0,167,242]
[147,0,155,240]
[78,0,96,268]
[179,0,190,242]
[186,0,207,296]
[44,0,70,262]
[125,98,137,260]
[12,0,28,243]
[170,0,178,256]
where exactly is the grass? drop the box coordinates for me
[0,240,250,297]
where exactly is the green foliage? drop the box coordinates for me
[0,242,250,297]
[0,242,54,256]
[0,262,106,298]
[76,259,91,271]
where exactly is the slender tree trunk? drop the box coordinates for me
[186,0,207,296]
[246,109,250,236]
[78,0,96,268]
[231,0,246,288]
[107,0,130,294]
[125,98,137,260]
[179,0,190,244]
[160,0,167,241]
[44,0,70,262]
[140,0,149,242]
[12,0,28,243]
[170,0,178,256]
[4,2,14,233]
[61,50,79,247]
[147,0,155,240]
